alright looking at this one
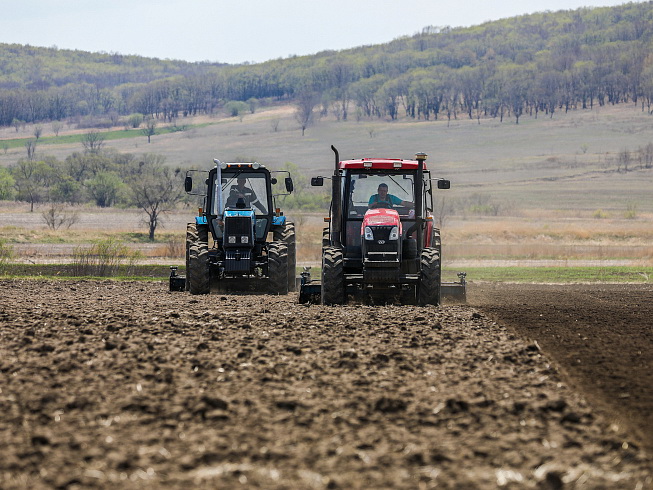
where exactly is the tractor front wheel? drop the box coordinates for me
[268,242,289,295]
[418,247,441,306]
[188,224,210,295]
[321,246,345,305]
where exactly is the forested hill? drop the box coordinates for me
[2,1,653,127]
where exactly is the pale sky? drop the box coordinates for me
[0,0,636,64]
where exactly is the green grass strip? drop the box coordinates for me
[0,122,216,149]
[2,264,651,284]
[448,266,653,283]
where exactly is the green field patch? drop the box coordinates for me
[456,266,653,283]
[0,122,215,149]
[2,263,651,285]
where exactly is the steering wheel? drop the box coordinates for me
[374,202,393,209]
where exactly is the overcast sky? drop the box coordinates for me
[0,0,635,64]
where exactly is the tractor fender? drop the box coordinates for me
[272,215,287,226]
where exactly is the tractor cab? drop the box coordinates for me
[208,166,274,247]
[340,166,428,270]
[177,160,297,295]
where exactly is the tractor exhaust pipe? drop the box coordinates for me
[331,145,342,247]
[415,152,426,251]
[213,158,223,219]
[331,145,340,172]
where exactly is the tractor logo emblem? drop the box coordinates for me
[378,240,385,244]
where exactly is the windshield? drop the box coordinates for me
[347,172,415,217]
[212,172,269,215]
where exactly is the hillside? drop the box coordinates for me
[2,2,653,129]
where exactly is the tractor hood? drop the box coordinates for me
[362,208,402,232]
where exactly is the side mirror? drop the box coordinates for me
[271,177,278,185]
[285,177,294,193]
[184,176,193,192]
[311,177,324,186]
[437,179,451,190]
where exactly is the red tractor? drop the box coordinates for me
[299,146,465,305]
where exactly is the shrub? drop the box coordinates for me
[0,238,13,273]
[224,101,250,118]
[71,238,143,276]
[41,204,80,230]
[127,113,144,129]
[624,203,638,219]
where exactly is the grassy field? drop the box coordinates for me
[2,102,653,214]
[1,102,652,282]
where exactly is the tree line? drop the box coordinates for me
[0,146,329,239]
[2,3,653,129]
[0,148,185,239]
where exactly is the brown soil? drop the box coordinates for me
[0,280,651,488]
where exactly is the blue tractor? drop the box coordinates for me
[173,159,295,295]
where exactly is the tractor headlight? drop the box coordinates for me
[228,236,236,244]
[241,235,249,244]
[364,226,374,241]
[389,226,399,240]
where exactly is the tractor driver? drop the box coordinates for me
[368,183,413,209]
[228,176,267,213]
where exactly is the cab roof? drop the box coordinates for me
[339,158,427,170]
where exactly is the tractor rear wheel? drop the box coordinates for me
[185,223,196,291]
[321,246,345,305]
[188,224,210,295]
[268,242,289,295]
[274,222,296,292]
[418,247,441,306]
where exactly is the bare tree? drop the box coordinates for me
[294,91,319,136]
[25,139,37,161]
[617,149,631,172]
[434,196,454,228]
[33,125,43,141]
[127,156,184,240]
[142,118,157,143]
[81,130,105,154]
[108,110,120,127]
[51,121,63,137]
[12,159,47,212]
[41,204,79,230]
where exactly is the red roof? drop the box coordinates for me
[338,158,428,170]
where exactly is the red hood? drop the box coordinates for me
[362,208,402,233]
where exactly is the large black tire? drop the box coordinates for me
[185,223,195,291]
[418,247,441,306]
[273,222,297,292]
[268,242,289,295]
[321,246,345,305]
[188,224,210,295]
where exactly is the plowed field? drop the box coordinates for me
[0,280,651,488]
